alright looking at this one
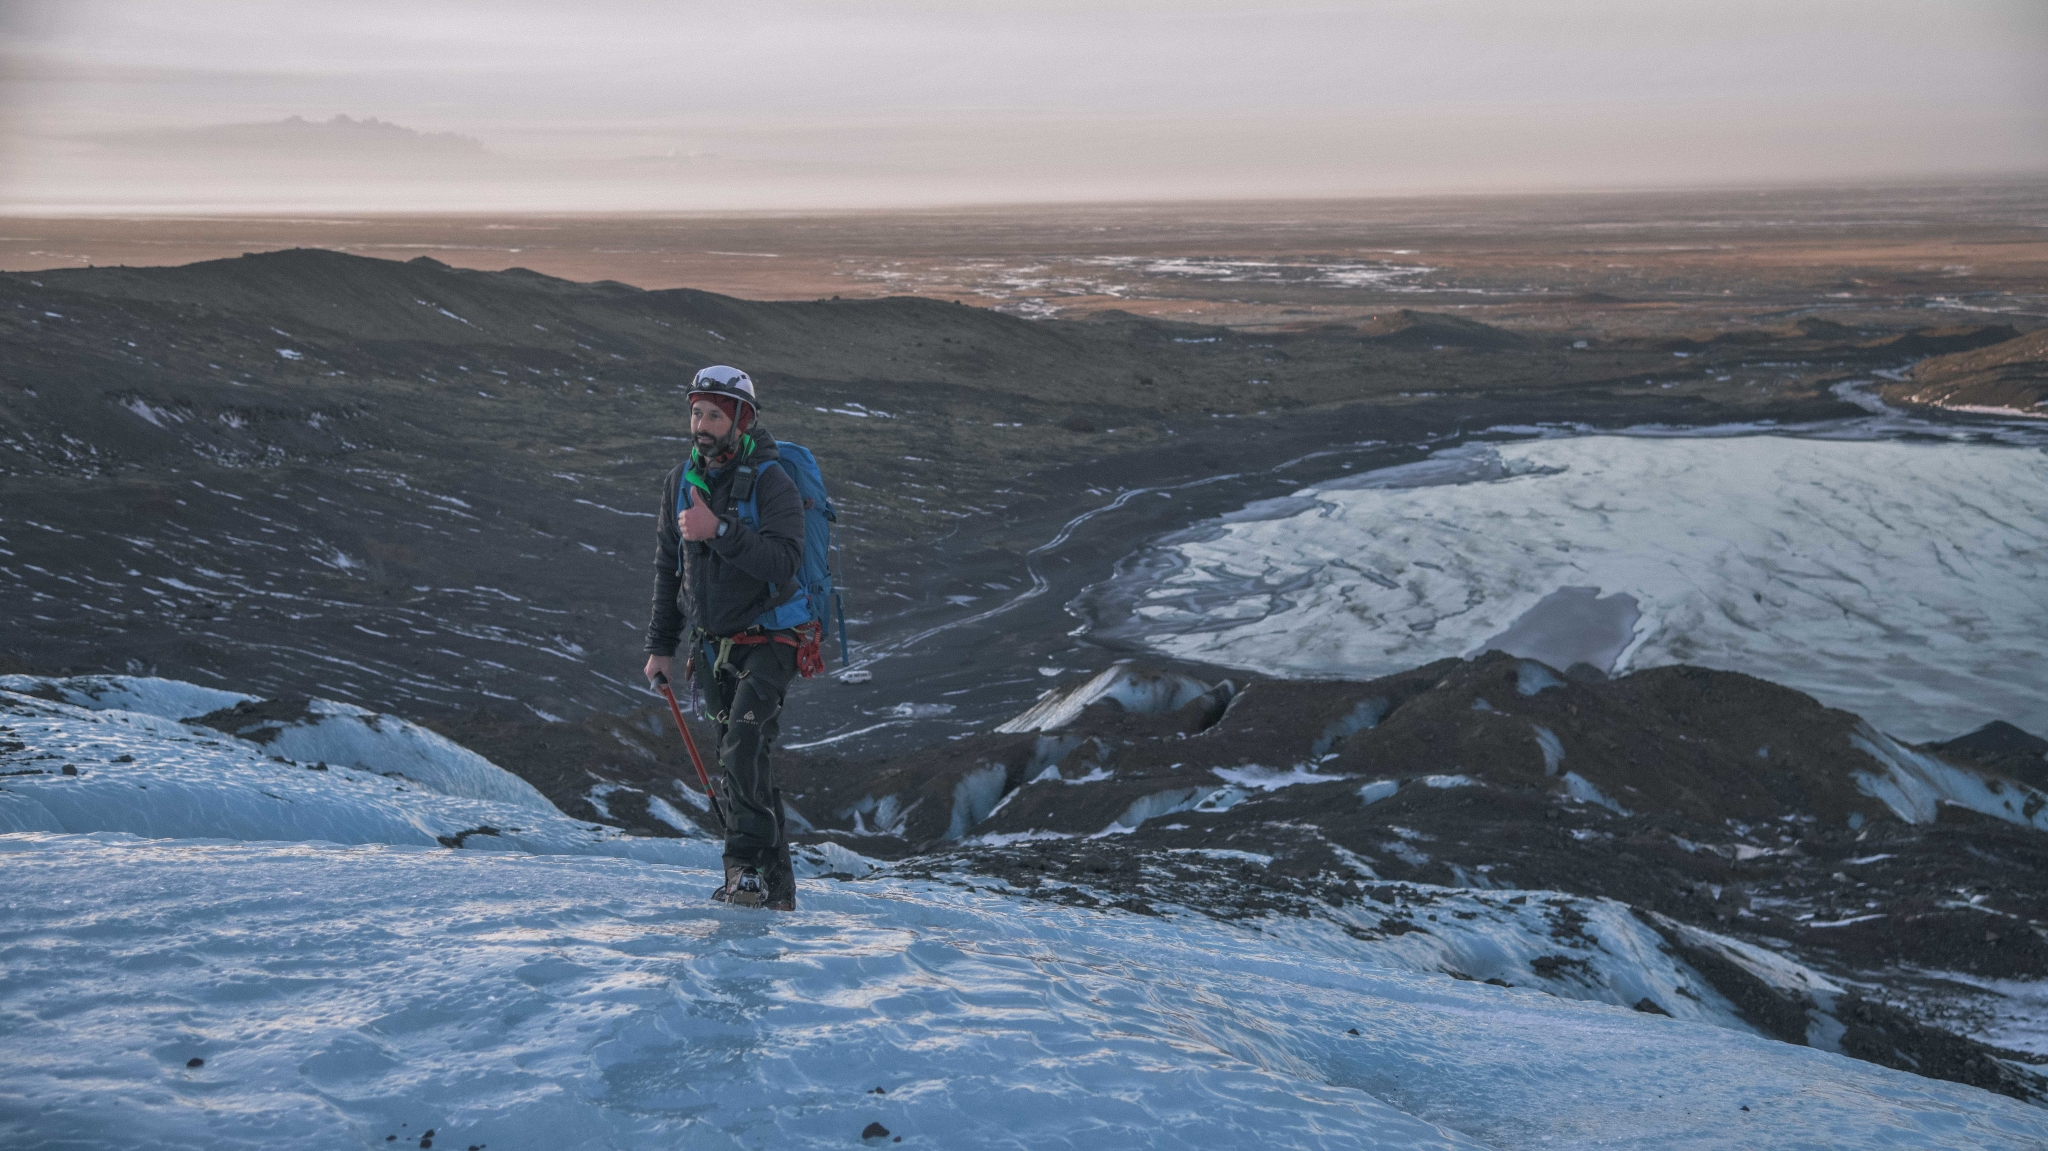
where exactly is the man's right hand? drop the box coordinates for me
[644,654,673,686]
[679,489,720,541]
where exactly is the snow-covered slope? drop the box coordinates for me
[1851,719,2048,831]
[8,834,2048,1151]
[0,681,698,856]
[0,673,253,719]
[1,673,555,808]
[1100,435,2047,742]
[5,674,2047,1147]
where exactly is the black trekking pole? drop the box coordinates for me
[651,668,724,833]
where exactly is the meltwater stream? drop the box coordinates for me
[1077,418,2048,744]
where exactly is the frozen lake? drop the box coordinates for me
[1087,431,2048,743]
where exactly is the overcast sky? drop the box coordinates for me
[3,0,2044,212]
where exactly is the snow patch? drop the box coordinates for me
[968,828,1078,847]
[793,840,888,878]
[1212,763,1351,791]
[837,793,915,838]
[1310,697,1387,757]
[1532,725,1565,776]
[207,702,553,810]
[944,763,1010,840]
[0,674,253,719]
[1562,771,1631,815]
[642,795,705,837]
[1848,721,2048,832]
[0,687,706,863]
[995,662,1215,733]
[1358,779,1401,805]
[1100,786,1218,834]
[1171,847,1273,866]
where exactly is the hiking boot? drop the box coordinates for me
[715,864,768,908]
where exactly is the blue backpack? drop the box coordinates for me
[681,440,848,662]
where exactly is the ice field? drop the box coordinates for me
[0,675,701,858]
[5,677,2047,1149]
[1109,433,2048,743]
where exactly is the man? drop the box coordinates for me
[644,365,807,910]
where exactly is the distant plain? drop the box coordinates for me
[5,181,2043,334]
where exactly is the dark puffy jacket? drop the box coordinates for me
[644,427,805,652]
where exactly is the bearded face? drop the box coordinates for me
[690,399,736,459]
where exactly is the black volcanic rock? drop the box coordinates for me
[1861,323,2019,359]
[564,653,2045,864]
[1834,995,2048,1102]
[1893,327,2048,416]
[1927,721,2048,791]
[1795,318,1860,340]
[192,697,320,744]
[422,704,710,839]
[0,248,1887,717]
[1356,309,1528,349]
[751,651,2048,1075]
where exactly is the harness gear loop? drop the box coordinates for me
[682,652,704,719]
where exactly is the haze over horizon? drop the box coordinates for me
[2,0,2045,214]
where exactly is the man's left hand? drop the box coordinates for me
[680,494,720,541]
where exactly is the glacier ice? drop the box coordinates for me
[6,833,2045,1150]
[6,675,2048,1148]
[996,661,1217,734]
[1110,435,2048,742]
[0,683,704,863]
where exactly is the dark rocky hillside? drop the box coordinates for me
[7,249,2045,1104]
[1884,328,2048,418]
[0,249,2000,723]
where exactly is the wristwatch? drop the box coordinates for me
[715,519,729,538]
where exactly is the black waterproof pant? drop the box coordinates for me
[696,637,798,871]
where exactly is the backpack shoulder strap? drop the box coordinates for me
[727,434,767,507]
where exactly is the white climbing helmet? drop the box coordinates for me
[687,364,758,417]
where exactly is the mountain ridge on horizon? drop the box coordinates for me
[80,113,490,158]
